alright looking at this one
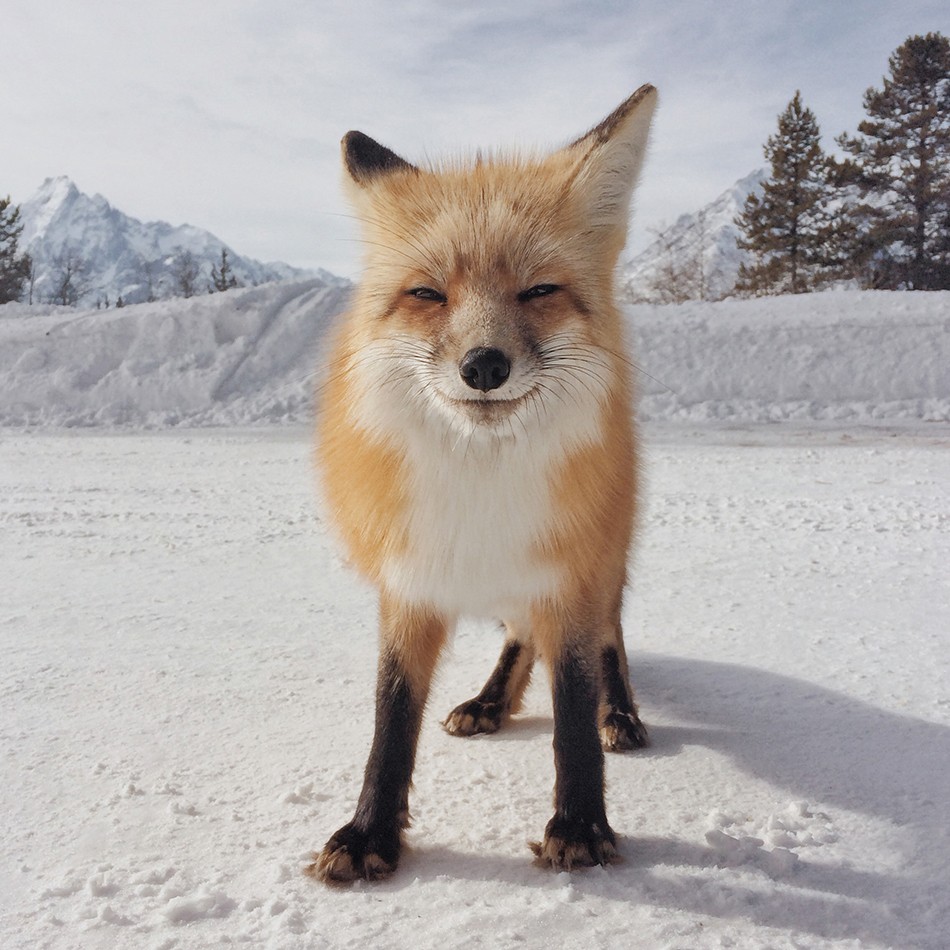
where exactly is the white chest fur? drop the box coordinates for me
[383,428,565,619]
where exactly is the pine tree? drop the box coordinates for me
[209,248,240,293]
[735,92,837,295]
[0,196,33,304]
[837,33,950,289]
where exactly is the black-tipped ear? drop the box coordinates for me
[568,84,657,151]
[342,131,416,185]
[560,84,658,231]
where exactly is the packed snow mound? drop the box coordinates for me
[1,284,948,427]
[0,277,350,427]
[630,290,950,424]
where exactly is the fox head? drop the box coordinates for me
[338,86,657,441]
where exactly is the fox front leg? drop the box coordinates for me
[531,643,617,870]
[308,599,447,884]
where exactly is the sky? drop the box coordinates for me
[4,1,949,278]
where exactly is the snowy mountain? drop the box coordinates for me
[17,177,344,307]
[622,169,766,303]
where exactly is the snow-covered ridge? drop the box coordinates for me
[622,169,765,302]
[17,177,343,307]
[1,282,948,428]
[630,291,950,424]
[0,277,350,427]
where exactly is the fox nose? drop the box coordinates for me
[459,347,511,392]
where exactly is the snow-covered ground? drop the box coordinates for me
[631,291,950,425]
[2,425,948,949]
[2,285,949,947]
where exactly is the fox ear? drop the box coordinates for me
[563,84,657,231]
[342,131,416,186]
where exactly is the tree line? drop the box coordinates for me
[0,197,33,304]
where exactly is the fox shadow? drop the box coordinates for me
[401,652,950,947]
[631,651,949,829]
[618,652,950,945]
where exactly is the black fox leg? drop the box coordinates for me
[443,634,535,737]
[599,631,649,752]
[531,646,617,869]
[309,601,446,884]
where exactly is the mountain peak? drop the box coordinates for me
[38,174,76,189]
[32,175,80,207]
[622,169,766,303]
[20,177,81,243]
[16,178,336,307]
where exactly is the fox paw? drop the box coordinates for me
[305,822,401,885]
[529,815,618,871]
[442,698,505,737]
[600,710,649,752]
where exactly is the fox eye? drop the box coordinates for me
[518,283,561,302]
[406,286,447,303]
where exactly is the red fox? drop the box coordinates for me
[309,85,657,884]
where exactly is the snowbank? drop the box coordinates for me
[1,283,948,427]
[630,290,950,424]
[0,278,349,427]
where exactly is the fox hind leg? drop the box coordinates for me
[443,631,535,737]
[599,626,649,752]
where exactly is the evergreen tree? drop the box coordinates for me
[837,33,950,289]
[0,196,33,304]
[735,92,837,295]
[209,248,240,293]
